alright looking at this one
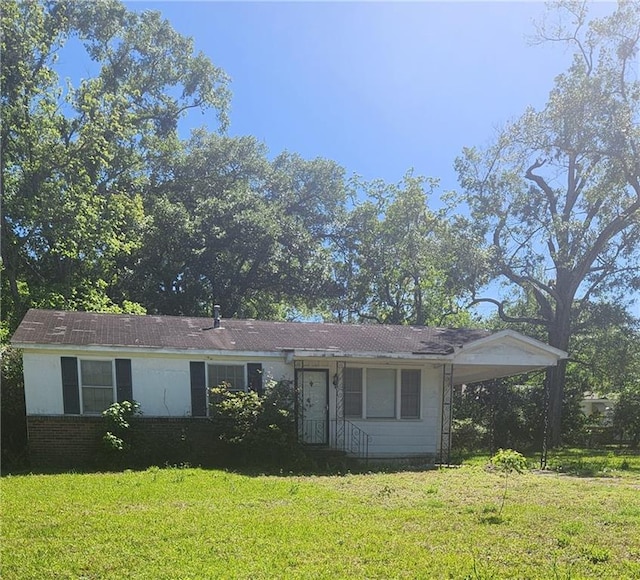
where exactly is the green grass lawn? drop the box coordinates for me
[2,451,639,579]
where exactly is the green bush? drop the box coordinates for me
[1,346,27,469]
[453,380,545,452]
[452,418,488,452]
[209,379,308,469]
[613,386,640,447]
[98,401,141,467]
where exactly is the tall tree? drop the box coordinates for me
[120,131,347,319]
[455,1,640,445]
[1,0,230,331]
[331,173,486,326]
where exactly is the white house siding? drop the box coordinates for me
[22,350,292,417]
[135,356,292,416]
[23,352,65,415]
[254,360,293,386]
[131,357,191,416]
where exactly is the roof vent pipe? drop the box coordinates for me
[213,305,221,329]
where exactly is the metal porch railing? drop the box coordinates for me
[333,419,370,461]
[300,419,371,462]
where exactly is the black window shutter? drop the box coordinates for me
[61,356,80,414]
[248,363,263,395]
[115,359,133,402]
[190,361,207,417]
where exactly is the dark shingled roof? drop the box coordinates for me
[12,309,491,356]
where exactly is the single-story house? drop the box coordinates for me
[11,308,567,466]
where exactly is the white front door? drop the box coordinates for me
[298,369,329,444]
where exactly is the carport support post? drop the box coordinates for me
[335,361,346,451]
[439,363,454,466]
[294,360,304,441]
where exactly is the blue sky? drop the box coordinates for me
[116,1,634,318]
[124,0,593,193]
[63,1,635,318]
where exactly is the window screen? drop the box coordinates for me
[401,369,420,418]
[366,368,396,418]
[208,364,245,391]
[344,367,363,418]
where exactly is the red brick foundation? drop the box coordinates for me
[26,415,220,469]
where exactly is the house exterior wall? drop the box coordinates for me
[455,342,558,366]
[22,349,444,463]
[26,415,104,467]
[130,356,292,416]
[23,352,65,415]
[296,359,443,459]
[26,415,220,468]
[347,364,442,458]
[22,349,291,417]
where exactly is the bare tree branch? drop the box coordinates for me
[467,297,548,327]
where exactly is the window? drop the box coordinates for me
[61,357,131,415]
[401,369,421,419]
[80,360,114,414]
[342,367,421,420]
[208,364,245,391]
[344,367,363,418]
[366,368,396,418]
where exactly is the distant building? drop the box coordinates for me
[580,392,615,425]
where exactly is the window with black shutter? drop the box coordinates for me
[115,359,133,402]
[247,363,263,395]
[61,356,80,414]
[190,361,207,417]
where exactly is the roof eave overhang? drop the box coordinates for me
[286,348,450,363]
[12,343,284,359]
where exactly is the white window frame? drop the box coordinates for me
[346,367,421,420]
[79,358,116,415]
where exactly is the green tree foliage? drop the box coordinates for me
[119,131,347,319]
[568,304,640,394]
[1,0,230,329]
[563,305,639,440]
[1,345,27,466]
[331,172,486,326]
[453,378,546,452]
[455,1,640,445]
[613,385,640,447]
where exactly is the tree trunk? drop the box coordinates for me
[547,312,571,448]
[546,360,567,448]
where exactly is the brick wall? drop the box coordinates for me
[27,415,103,468]
[26,415,221,469]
